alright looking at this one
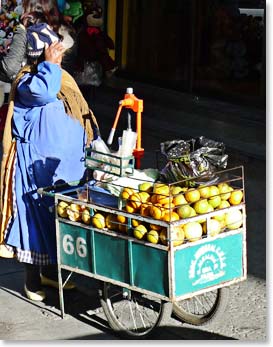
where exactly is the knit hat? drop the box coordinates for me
[26,23,60,58]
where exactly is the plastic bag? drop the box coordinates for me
[74,61,103,87]
[160,136,228,186]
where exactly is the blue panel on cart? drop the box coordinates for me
[174,232,243,296]
[93,232,129,282]
[131,243,169,296]
[59,223,92,272]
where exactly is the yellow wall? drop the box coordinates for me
[121,0,129,68]
[107,0,129,67]
[107,0,117,60]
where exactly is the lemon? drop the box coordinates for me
[57,201,69,218]
[203,218,221,237]
[133,224,148,240]
[184,222,202,242]
[147,230,159,244]
[198,185,211,199]
[172,193,187,206]
[67,203,81,222]
[82,208,91,225]
[193,199,210,214]
[225,209,243,230]
[159,226,184,246]
[139,182,153,193]
[218,183,232,200]
[92,213,105,229]
[177,204,192,219]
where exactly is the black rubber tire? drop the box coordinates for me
[172,287,230,326]
[99,282,173,339]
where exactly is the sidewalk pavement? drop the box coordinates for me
[0,77,266,341]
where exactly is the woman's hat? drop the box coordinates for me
[26,23,60,58]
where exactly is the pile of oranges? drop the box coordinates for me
[56,180,244,247]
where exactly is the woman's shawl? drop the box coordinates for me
[0,65,99,256]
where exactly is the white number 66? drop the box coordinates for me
[63,234,87,258]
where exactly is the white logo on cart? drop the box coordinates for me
[189,244,226,286]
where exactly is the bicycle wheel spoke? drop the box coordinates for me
[100,282,170,337]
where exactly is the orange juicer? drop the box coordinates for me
[107,88,144,169]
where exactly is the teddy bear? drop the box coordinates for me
[76,1,117,80]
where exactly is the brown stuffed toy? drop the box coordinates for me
[77,2,117,78]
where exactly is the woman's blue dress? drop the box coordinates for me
[4,61,87,265]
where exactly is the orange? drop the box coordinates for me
[139,191,151,203]
[209,185,220,197]
[132,219,140,227]
[157,193,172,205]
[140,202,152,216]
[162,211,180,222]
[229,190,243,205]
[117,214,126,224]
[153,182,170,195]
[172,193,187,206]
[120,187,135,200]
[125,202,136,213]
[159,226,184,246]
[150,223,162,231]
[129,193,142,209]
[150,204,164,220]
[105,214,118,230]
[185,188,200,203]
[150,194,158,204]
[162,202,175,216]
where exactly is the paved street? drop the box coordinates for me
[0,77,266,341]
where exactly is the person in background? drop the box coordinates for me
[0,0,77,84]
[0,20,99,301]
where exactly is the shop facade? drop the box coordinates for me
[106,0,265,107]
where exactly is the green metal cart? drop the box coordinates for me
[39,165,247,339]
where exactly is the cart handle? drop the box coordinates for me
[37,180,81,197]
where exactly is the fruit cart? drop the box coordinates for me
[38,153,247,339]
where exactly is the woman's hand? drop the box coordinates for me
[45,41,65,66]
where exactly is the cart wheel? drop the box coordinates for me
[99,282,173,339]
[172,287,230,326]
